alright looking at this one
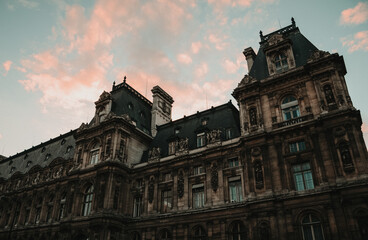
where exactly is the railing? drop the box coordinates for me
[273,114,313,129]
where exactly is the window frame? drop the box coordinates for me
[133,196,142,217]
[274,53,289,73]
[281,95,300,120]
[229,179,243,203]
[82,185,94,216]
[292,162,315,191]
[196,133,206,148]
[301,214,325,240]
[192,186,205,209]
[161,189,172,213]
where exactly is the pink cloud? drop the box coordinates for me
[177,54,192,64]
[208,34,228,50]
[2,60,12,75]
[191,42,202,54]
[195,63,208,78]
[341,31,368,52]
[0,133,2,140]
[223,54,247,74]
[340,2,368,25]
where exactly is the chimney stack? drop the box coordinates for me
[151,86,174,137]
[243,47,256,73]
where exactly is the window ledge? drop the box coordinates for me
[273,114,313,129]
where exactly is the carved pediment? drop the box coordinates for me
[148,147,161,162]
[308,50,330,62]
[238,75,257,87]
[267,34,284,46]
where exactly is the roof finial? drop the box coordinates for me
[123,76,126,83]
[259,31,264,41]
[112,81,115,90]
[291,17,295,27]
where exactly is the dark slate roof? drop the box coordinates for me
[111,80,152,134]
[143,101,240,161]
[249,24,318,80]
[0,131,76,180]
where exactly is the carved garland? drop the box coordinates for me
[211,164,218,192]
[177,171,184,198]
[148,178,154,203]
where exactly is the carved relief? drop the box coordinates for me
[249,108,257,126]
[307,50,330,62]
[177,171,184,198]
[254,160,264,189]
[177,138,189,153]
[207,130,222,144]
[148,178,155,204]
[211,164,218,192]
[148,147,161,162]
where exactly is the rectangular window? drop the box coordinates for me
[225,128,233,140]
[197,133,206,147]
[133,196,142,217]
[161,190,172,213]
[293,162,314,191]
[90,149,99,164]
[168,141,176,155]
[163,173,172,182]
[229,180,243,202]
[289,141,306,153]
[192,187,205,208]
[193,166,205,175]
[228,157,239,168]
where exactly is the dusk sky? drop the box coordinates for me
[1,0,368,157]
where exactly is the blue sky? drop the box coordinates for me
[1,0,368,157]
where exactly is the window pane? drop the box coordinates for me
[304,171,314,190]
[303,226,313,240]
[294,173,305,191]
[313,224,324,240]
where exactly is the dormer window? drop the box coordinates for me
[90,142,100,165]
[168,141,176,155]
[281,95,300,120]
[197,133,206,147]
[275,53,289,73]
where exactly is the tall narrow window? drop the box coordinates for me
[82,185,94,216]
[113,187,120,210]
[229,221,247,240]
[228,157,239,168]
[24,201,31,224]
[275,53,289,73]
[323,84,335,104]
[46,195,54,223]
[225,128,233,140]
[301,214,324,240]
[249,107,257,126]
[161,190,172,213]
[12,203,20,227]
[168,141,176,155]
[58,193,66,220]
[229,180,243,203]
[90,142,100,165]
[192,186,205,208]
[197,133,206,147]
[133,196,142,217]
[281,96,300,120]
[35,198,42,223]
[192,226,207,240]
[159,229,172,240]
[293,163,314,191]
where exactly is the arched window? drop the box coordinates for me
[229,221,247,240]
[274,53,289,73]
[58,192,67,220]
[159,229,172,240]
[131,232,141,240]
[192,225,207,240]
[82,185,94,216]
[281,95,300,120]
[301,214,324,240]
[323,84,335,104]
[90,142,100,165]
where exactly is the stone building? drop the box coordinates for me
[0,18,367,240]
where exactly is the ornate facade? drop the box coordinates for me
[0,18,367,240]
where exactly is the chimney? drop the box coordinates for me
[243,47,256,73]
[151,86,174,137]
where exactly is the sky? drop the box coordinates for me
[1,0,368,157]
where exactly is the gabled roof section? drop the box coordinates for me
[144,101,240,160]
[0,130,76,180]
[111,78,152,134]
[249,18,318,80]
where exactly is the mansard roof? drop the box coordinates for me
[0,131,76,180]
[249,20,318,80]
[111,79,152,134]
[144,101,240,160]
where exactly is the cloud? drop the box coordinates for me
[340,2,368,25]
[191,42,202,54]
[2,60,12,76]
[177,54,192,64]
[195,63,208,78]
[208,34,228,50]
[18,0,39,9]
[0,133,2,140]
[341,31,368,52]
